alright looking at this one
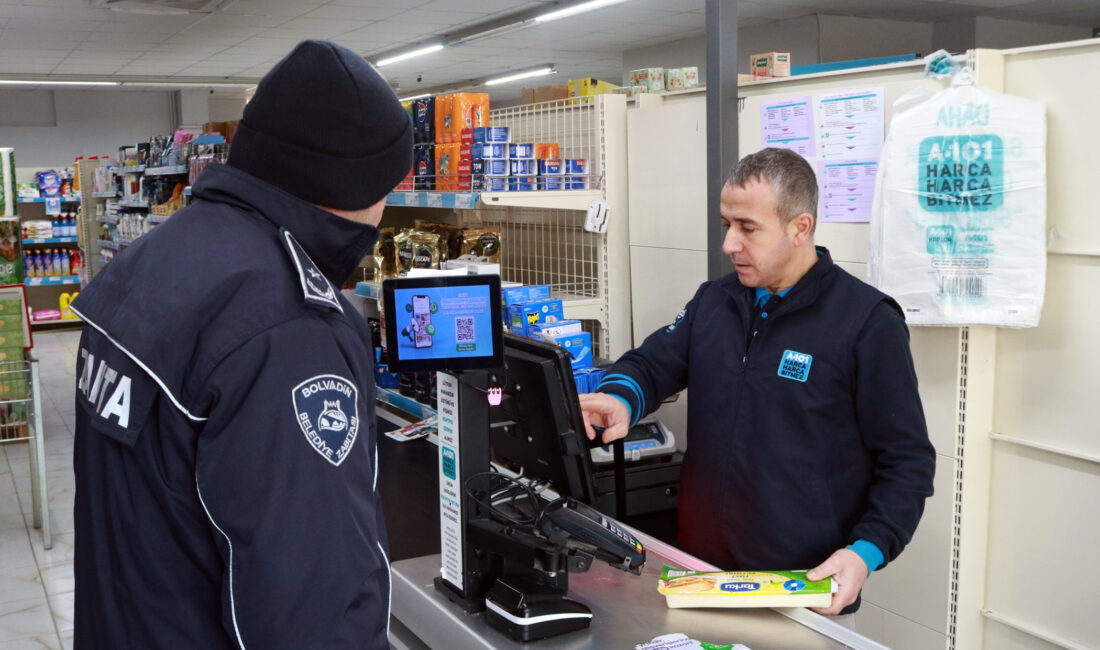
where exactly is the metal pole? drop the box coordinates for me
[706,0,738,280]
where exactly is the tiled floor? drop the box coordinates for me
[0,329,80,650]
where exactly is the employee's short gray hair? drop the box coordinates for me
[726,148,818,234]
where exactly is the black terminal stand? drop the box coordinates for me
[433,369,598,642]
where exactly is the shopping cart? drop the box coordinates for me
[0,352,51,549]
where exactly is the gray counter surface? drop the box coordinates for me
[391,553,854,650]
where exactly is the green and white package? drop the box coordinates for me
[869,77,1046,327]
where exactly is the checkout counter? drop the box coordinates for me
[375,276,884,650]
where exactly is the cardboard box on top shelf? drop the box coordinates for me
[750,52,791,78]
[202,121,227,136]
[521,88,537,105]
[536,85,568,102]
[567,77,620,99]
[224,120,238,142]
[738,73,755,83]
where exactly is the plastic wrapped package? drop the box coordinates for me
[869,77,1046,327]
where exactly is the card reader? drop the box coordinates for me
[589,418,676,464]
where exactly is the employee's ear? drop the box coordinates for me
[789,212,814,246]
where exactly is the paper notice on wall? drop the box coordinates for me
[818,159,879,223]
[760,96,814,160]
[817,88,885,160]
[437,371,464,590]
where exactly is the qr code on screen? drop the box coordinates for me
[455,317,475,344]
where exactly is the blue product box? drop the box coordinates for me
[566,176,587,190]
[510,159,537,175]
[554,332,593,370]
[472,126,510,143]
[374,363,401,389]
[538,159,563,175]
[509,143,535,158]
[537,176,563,190]
[503,285,550,314]
[472,142,508,159]
[509,297,564,337]
[564,159,586,175]
[503,285,552,312]
[530,320,583,339]
[574,370,589,395]
[473,159,509,176]
[508,176,536,191]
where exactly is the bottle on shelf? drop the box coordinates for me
[51,249,61,277]
[71,250,83,277]
[61,249,71,276]
[23,254,33,279]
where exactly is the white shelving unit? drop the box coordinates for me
[379,95,631,360]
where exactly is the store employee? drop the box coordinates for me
[579,148,936,616]
[70,41,411,648]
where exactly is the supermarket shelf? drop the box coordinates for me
[92,191,118,198]
[387,191,479,210]
[17,196,80,204]
[22,237,77,245]
[355,281,602,320]
[96,215,118,225]
[117,199,149,209]
[97,240,118,250]
[385,189,602,211]
[25,276,80,287]
[557,293,604,322]
[355,281,381,300]
[480,189,601,211]
[117,237,133,247]
[146,214,170,225]
[31,317,81,327]
[113,165,145,174]
[144,165,188,176]
[376,386,436,420]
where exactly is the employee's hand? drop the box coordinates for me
[577,393,630,444]
[806,548,869,616]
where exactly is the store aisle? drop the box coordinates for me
[0,330,80,650]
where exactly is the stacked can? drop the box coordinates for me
[471,127,510,192]
[508,143,536,191]
[565,159,587,190]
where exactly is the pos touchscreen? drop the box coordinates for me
[382,275,504,372]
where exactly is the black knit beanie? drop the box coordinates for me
[228,40,412,210]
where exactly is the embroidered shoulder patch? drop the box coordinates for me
[281,229,343,313]
[292,374,360,466]
[665,307,687,333]
[777,350,813,383]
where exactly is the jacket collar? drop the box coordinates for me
[720,246,835,317]
[191,163,379,286]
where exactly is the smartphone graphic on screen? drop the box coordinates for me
[412,295,433,348]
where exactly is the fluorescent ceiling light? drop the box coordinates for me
[376,44,444,67]
[0,79,119,86]
[399,92,431,102]
[535,0,631,23]
[485,67,555,86]
[120,82,256,88]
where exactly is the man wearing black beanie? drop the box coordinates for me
[70,40,411,649]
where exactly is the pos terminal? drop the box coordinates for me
[383,276,646,641]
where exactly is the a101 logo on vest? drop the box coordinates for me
[292,374,360,466]
[777,350,813,383]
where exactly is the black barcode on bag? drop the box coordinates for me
[939,275,984,298]
[455,317,475,343]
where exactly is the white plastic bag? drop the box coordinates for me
[869,76,1046,327]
